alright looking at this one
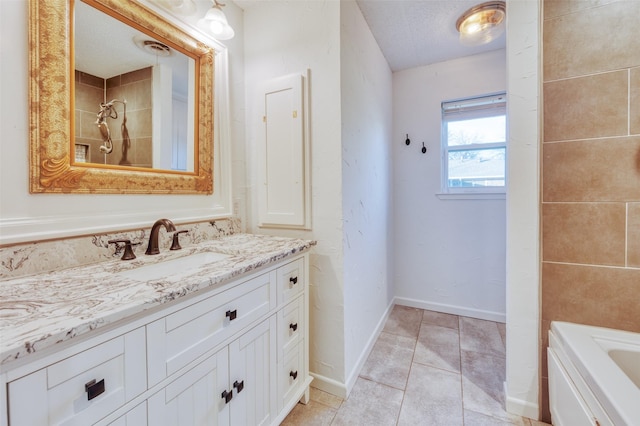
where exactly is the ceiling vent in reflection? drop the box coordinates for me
[133,36,172,57]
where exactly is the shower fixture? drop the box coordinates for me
[96,99,126,155]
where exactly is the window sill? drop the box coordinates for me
[436,192,506,200]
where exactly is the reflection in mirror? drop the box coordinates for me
[29,0,214,194]
[74,0,195,172]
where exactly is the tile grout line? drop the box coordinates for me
[393,310,426,425]
[458,314,467,426]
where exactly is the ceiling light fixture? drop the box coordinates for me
[198,0,235,41]
[456,1,506,46]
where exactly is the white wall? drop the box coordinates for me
[0,0,245,244]
[393,50,507,322]
[505,0,541,419]
[242,0,348,394]
[243,0,394,397]
[339,0,394,392]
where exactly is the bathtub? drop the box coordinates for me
[548,321,640,426]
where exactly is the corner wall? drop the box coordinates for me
[540,0,640,421]
[340,0,394,392]
[504,0,541,419]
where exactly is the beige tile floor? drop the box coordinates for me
[282,306,550,426]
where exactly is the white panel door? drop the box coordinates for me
[147,348,229,426]
[258,73,307,228]
[228,317,277,426]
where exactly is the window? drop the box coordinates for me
[441,93,506,194]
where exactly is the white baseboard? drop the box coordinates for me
[394,297,506,323]
[343,300,395,397]
[310,299,395,400]
[504,381,540,420]
[309,372,348,399]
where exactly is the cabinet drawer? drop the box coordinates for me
[278,258,304,303]
[147,271,276,386]
[280,341,305,411]
[278,295,304,356]
[8,328,146,426]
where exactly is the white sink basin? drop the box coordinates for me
[117,251,230,282]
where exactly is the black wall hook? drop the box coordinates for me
[405,134,411,146]
[421,142,427,154]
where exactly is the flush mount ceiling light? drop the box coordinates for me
[456,1,506,46]
[198,0,235,41]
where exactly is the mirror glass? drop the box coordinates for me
[29,0,214,194]
[74,0,195,172]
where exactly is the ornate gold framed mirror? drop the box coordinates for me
[29,0,215,194]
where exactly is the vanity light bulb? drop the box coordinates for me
[210,21,224,34]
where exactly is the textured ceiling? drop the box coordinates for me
[78,0,506,78]
[355,0,506,71]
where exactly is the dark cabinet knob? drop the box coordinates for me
[289,370,298,380]
[289,323,298,332]
[221,389,233,403]
[85,379,105,401]
[289,276,298,285]
[226,309,237,321]
[233,380,244,393]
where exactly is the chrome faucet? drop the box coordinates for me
[145,218,176,255]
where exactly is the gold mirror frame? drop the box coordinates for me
[29,0,214,194]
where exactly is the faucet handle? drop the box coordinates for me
[108,239,139,260]
[170,230,189,251]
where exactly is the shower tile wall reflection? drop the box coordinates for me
[106,67,153,167]
[74,67,153,167]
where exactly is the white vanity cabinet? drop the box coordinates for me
[7,327,147,426]
[147,317,277,426]
[3,253,310,426]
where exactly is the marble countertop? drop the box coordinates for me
[0,234,315,368]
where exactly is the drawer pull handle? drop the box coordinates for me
[221,389,233,403]
[290,370,298,380]
[233,380,244,393]
[290,323,298,332]
[85,379,105,401]
[289,276,298,285]
[226,309,237,321]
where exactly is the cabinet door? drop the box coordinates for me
[258,72,309,229]
[147,349,229,426]
[229,317,277,426]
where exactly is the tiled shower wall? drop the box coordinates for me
[74,67,153,167]
[541,0,640,421]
